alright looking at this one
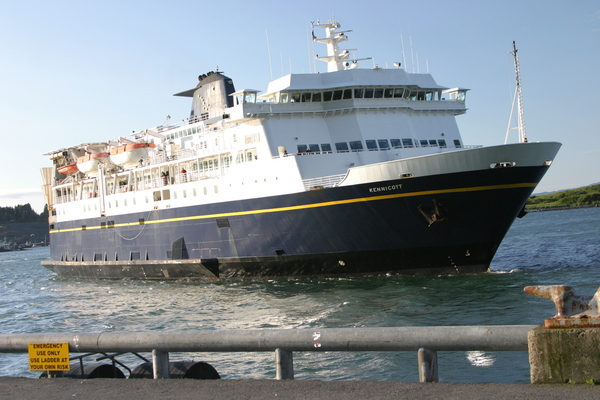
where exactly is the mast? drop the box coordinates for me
[506,41,528,143]
[312,20,370,71]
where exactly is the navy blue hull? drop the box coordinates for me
[43,166,548,280]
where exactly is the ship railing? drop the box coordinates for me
[100,168,228,196]
[302,173,346,190]
[0,325,536,382]
[147,146,221,167]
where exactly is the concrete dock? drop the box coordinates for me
[2,377,599,400]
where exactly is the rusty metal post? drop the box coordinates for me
[275,348,294,380]
[418,347,438,383]
[152,349,170,379]
[525,285,600,383]
[524,285,600,328]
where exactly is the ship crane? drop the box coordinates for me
[505,41,528,143]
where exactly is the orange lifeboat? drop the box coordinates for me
[110,142,156,168]
[77,152,114,176]
[57,162,78,175]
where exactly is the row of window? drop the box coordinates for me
[277,87,457,104]
[296,138,461,153]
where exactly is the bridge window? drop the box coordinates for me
[354,88,364,98]
[391,139,402,148]
[394,88,405,98]
[321,143,332,153]
[312,92,322,102]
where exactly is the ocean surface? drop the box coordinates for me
[1,207,599,383]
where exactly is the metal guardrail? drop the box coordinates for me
[0,325,537,382]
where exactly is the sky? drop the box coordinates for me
[1,0,599,213]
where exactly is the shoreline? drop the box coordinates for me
[525,204,599,212]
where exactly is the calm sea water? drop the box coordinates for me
[1,207,599,383]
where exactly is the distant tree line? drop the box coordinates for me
[526,184,600,210]
[0,204,48,223]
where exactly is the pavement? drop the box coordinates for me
[2,377,599,400]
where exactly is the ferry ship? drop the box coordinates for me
[40,20,561,280]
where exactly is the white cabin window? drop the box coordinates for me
[378,139,390,150]
[366,140,377,150]
[402,138,414,148]
[245,92,257,103]
[335,142,349,152]
[350,141,364,151]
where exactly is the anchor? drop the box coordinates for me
[417,199,447,227]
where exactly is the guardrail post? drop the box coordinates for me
[418,347,438,383]
[152,349,170,379]
[275,348,294,380]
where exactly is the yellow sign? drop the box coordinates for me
[28,343,70,371]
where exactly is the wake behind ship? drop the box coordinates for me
[41,20,561,280]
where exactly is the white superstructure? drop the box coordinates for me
[41,20,527,225]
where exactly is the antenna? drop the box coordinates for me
[505,41,528,143]
[400,33,407,69]
[266,29,273,80]
[410,36,415,73]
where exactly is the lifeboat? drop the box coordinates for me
[77,152,115,176]
[57,162,78,175]
[110,142,156,168]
